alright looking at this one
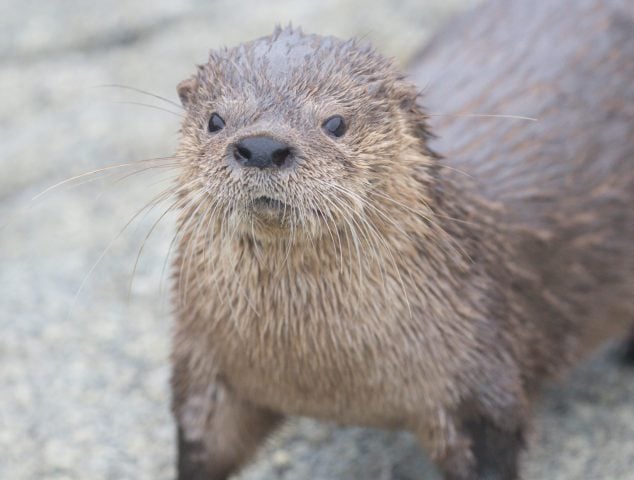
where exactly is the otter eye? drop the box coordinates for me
[208,112,225,133]
[322,115,346,138]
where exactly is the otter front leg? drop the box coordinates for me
[425,415,525,480]
[171,358,283,480]
[621,324,634,365]
[460,416,525,480]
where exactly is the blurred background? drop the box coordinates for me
[1,1,633,479]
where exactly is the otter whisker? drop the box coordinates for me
[127,189,186,301]
[199,195,260,319]
[311,196,344,275]
[316,185,392,314]
[427,113,538,122]
[316,187,391,312]
[318,192,364,292]
[325,183,417,251]
[324,183,415,321]
[171,194,204,305]
[68,182,183,320]
[113,100,184,119]
[155,178,210,301]
[228,202,261,318]
[96,84,183,110]
[127,178,203,296]
[300,194,320,253]
[344,203,391,296]
[314,192,346,275]
[201,197,226,285]
[185,195,226,306]
[92,167,181,204]
[277,193,295,275]
[316,193,354,279]
[103,162,181,188]
[326,186,386,268]
[176,195,218,302]
[178,189,214,306]
[436,163,474,179]
[330,201,370,315]
[368,190,474,263]
[31,156,183,202]
[178,198,214,307]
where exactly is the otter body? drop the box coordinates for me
[413,0,634,362]
[170,1,634,478]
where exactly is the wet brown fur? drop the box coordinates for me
[169,1,634,478]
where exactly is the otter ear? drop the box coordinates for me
[366,77,417,110]
[393,80,435,146]
[391,77,419,112]
[365,80,387,98]
[177,77,197,107]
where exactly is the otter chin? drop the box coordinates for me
[169,2,634,479]
[238,196,301,238]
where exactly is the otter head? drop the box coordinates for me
[176,27,434,243]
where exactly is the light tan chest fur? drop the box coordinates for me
[174,233,485,428]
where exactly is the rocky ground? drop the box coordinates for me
[1,0,633,479]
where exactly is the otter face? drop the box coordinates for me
[176,27,428,242]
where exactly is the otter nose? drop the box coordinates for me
[232,136,293,169]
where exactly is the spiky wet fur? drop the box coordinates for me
[169,8,634,479]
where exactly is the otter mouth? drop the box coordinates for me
[240,195,326,236]
[251,196,289,212]
[246,195,324,223]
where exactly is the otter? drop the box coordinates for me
[169,0,634,478]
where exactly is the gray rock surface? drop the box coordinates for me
[1,1,632,479]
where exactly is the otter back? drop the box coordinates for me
[411,0,634,358]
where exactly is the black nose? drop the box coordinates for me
[232,136,293,169]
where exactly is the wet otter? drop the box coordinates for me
[169,0,634,478]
